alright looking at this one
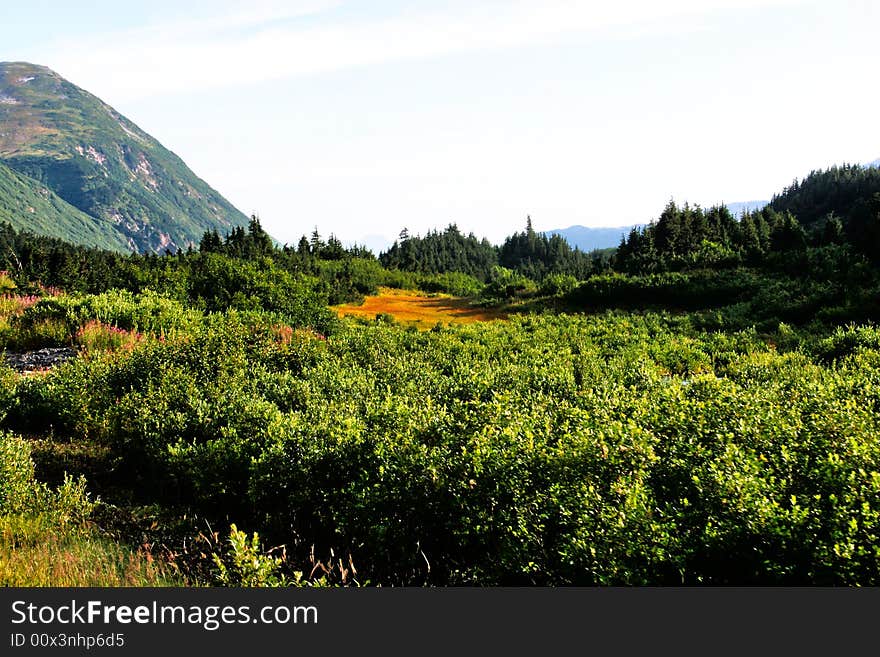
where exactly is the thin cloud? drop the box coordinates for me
[36,0,807,103]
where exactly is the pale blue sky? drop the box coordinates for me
[3,1,878,248]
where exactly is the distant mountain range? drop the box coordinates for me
[0,62,248,252]
[543,201,769,251]
[542,225,641,252]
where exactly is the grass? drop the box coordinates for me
[335,287,507,326]
[0,513,183,586]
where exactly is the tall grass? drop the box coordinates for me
[0,514,184,586]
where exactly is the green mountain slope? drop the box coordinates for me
[0,62,248,252]
[0,161,130,251]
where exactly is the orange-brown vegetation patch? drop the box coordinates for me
[335,287,506,326]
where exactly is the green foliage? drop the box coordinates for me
[539,273,578,297]
[377,268,484,297]
[11,309,880,585]
[16,289,195,335]
[2,288,201,350]
[615,169,880,277]
[212,524,291,587]
[0,430,92,521]
[380,224,498,280]
[1,139,880,588]
[0,431,33,513]
[481,266,537,302]
[409,271,484,297]
[75,321,143,352]
[185,253,338,333]
[562,262,875,334]
[0,512,182,586]
[6,318,69,350]
[566,270,760,311]
[815,324,880,363]
[499,216,598,280]
[0,429,176,586]
[0,366,17,422]
[770,163,880,231]
[615,201,771,273]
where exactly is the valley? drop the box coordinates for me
[0,62,878,588]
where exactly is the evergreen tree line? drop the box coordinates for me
[1,163,877,305]
[199,219,374,263]
[380,217,609,282]
[0,216,482,308]
[0,217,376,310]
[613,202,810,273]
[615,165,880,274]
[769,163,880,229]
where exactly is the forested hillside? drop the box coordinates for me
[769,163,880,230]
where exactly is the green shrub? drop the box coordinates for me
[815,324,880,363]
[0,431,92,522]
[0,366,17,422]
[211,524,290,587]
[5,317,71,350]
[539,273,578,297]
[481,266,536,301]
[0,431,33,513]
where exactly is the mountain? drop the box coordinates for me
[0,62,248,252]
[0,160,129,251]
[543,225,642,251]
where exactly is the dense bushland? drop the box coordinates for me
[5,306,880,585]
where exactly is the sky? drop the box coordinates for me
[2,0,878,249]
